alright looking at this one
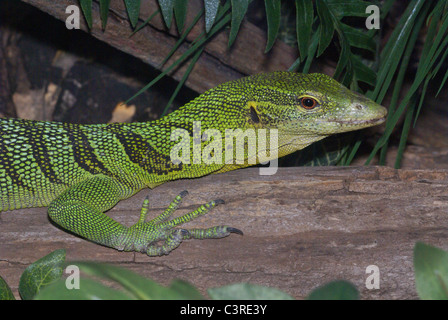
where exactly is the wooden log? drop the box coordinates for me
[1,166,447,300]
[19,0,300,93]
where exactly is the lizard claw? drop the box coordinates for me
[179,228,191,238]
[179,190,189,198]
[226,227,244,236]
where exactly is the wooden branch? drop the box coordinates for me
[19,0,301,93]
[2,166,448,299]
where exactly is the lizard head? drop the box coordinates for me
[157,71,387,168]
[240,71,387,132]
[237,71,387,150]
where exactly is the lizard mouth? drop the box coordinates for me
[326,116,387,126]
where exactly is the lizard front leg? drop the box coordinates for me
[47,175,241,255]
[128,191,242,256]
[47,174,131,249]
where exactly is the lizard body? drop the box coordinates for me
[0,72,387,255]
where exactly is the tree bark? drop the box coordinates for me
[19,0,305,93]
[1,166,448,300]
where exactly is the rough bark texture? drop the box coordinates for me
[1,166,448,300]
[18,0,303,93]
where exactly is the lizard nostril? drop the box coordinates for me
[355,104,364,110]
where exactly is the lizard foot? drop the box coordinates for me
[123,191,242,256]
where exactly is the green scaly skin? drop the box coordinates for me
[0,72,387,256]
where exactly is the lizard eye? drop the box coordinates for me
[300,97,318,110]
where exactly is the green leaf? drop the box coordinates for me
[373,0,426,103]
[307,280,359,300]
[208,283,294,300]
[333,38,351,82]
[30,260,205,300]
[292,134,353,166]
[79,0,93,29]
[204,0,220,33]
[0,276,15,300]
[365,0,435,165]
[161,47,204,116]
[99,0,111,30]
[159,9,204,66]
[169,279,205,300]
[413,3,448,122]
[18,249,66,300]
[131,9,160,36]
[315,0,335,56]
[35,278,134,300]
[377,12,422,165]
[302,30,319,73]
[394,95,416,168]
[229,0,250,47]
[339,23,376,52]
[174,0,188,33]
[313,0,378,89]
[126,2,231,104]
[124,0,141,28]
[433,2,448,98]
[158,0,175,28]
[264,0,281,52]
[352,54,376,86]
[326,0,371,18]
[74,262,190,299]
[437,65,448,96]
[380,0,396,19]
[287,56,301,72]
[295,0,313,59]
[414,242,448,300]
